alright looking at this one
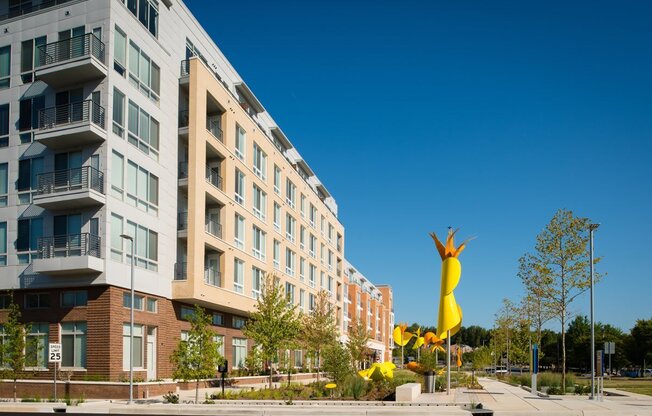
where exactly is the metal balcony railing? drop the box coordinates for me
[180,59,190,77]
[175,262,187,280]
[1,0,73,22]
[36,166,104,196]
[205,168,222,190]
[205,216,222,239]
[204,268,221,286]
[38,100,106,131]
[179,110,189,128]
[178,211,188,231]
[36,33,105,67]
[178,162,188,179]
[37,233,101,259]
[206,116,223,141]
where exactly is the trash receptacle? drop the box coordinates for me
[424,370,435,393]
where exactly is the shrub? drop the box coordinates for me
[546,386,562,395]
[163,392,179,404]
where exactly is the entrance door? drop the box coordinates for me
[146,327,157,381]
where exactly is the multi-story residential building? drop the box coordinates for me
[0,0,350,381]
[341,260,394,363]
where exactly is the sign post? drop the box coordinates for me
[596,350,604,401]
[604,342,615,376]
[48,343,62,401]
[531,344,539,395]
[218,360,228,398]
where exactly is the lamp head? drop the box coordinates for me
[589,223,601,231]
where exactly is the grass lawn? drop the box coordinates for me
[601,378,652,396]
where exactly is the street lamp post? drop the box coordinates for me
[120,234,135,405]
[589,223,600,400]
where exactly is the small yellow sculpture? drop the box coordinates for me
[358,362,397,381]
[393,323,413,367]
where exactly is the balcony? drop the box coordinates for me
[178,161,188,189]
[33,233,103,275]
[178,211,188,239]
[204,268,221,287]
[33,167,105,210]
[205,216,222,239]
[206,168,222,190]
[178,110,189,139]
[175,262,187,280]
[35,33,106,88]
[207,116,223,142]
[35,100,106,149]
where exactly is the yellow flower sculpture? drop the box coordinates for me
[412,327,424,350]
[358,362,397,381]
[424,331,445,353]
[456,345,463,368]
[430,228,471,340]
[392,323,413,346]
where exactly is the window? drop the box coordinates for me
[286,214,295,243]
[18,96,45,139]
[252,143,266,180]
[328,250,334,271]
[61,291,87,307]
[300,194,306,218]
[123,0,158,36]
[285,282,295,305]
[214,334,225,358]
[234,214,245,249]
[299,258,305,282]
[320,271,325,289]
[309,264,316,288]
[125,220,158,270]
[320,244,325,265]
[0,222,6,266]
[232,338,247,369]
[0,45,10,89]
[128,42,160,102]
[126,160,159,214]
[0,162,6,207]
[309,204,317,228]
[328,224,334,244]
[0,105,8,147]
[273,203,281,232]
[309,234,317,258]
[20,36,46,83]
[252,226,266,260]
[17,157,43,204]
[285,249,295,276]
[212,313,224,326]
[25,293,49,309]
[114,26,127,75]
[321,215,325,235]
[146,298,157,312]
[252,267,263,299]
[252,185,266,220]
[273,240,281,270]
[299,226,306,250]
[233,258,244,294]
[110,213,123,261]
[286,179,296,208]
[235,124,246,160]
[328,276,334,296]
[16,217,42,264]
[128,100,159,158]
[180,306,194,320]
[26,323,48,368]
[233,317,246,329]
[299,289,305,312]
[123,293,144,310]
[112,88,125,136]
[294,350,303,368]
[309,293,316,312]
[273,165,281,194]
[61,322,86,368]
[122,323,144,370]
[111,151,124,198]
[234,169,245,205]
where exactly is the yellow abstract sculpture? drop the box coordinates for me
[424,331,445,353]
[393,323,413,367]
[358,362,396,381]
[456,345,462,368]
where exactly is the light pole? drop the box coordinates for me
[120,234,135,405]
[589,223,600,400]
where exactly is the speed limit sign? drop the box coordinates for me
[48,343,62,363]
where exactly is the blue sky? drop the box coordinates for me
[185,1,652,332]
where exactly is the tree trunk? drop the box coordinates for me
[13,378,17,402]
[316,348,320,382]
[195,379,199,403]
[562,315,566,394]
[268,359,273,389]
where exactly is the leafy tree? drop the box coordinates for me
[321,342,353,387]
[523,209,601,392]
[626,319,652,368]
[494,298,518,372]
[300,290,338,381]
[457,326,491,349]
[0,301,34,402]
[346,319,370,370]
[171,305,223,403]
[470,345,493,371]
[566,315,591,371]
[243,272,300,388]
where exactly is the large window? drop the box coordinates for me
[25,293,49,309]
[18,96,44,143]
[0,104,8,147]
[285,282,295,305]
[233,258,244,294]
[61,291,88,308]
[26,323,48,368]
[61,322,87,368]
[273,240,280,270]
[20,36,46,83]
[309,204,317,228]
[16,217,43,264]
[309,264,316,288]
[111,151,124,198]
[123,0,158,37]
[232,338,247,369]
[309,234,317,258]
[252,143,266,180]
[234,169,245,205]
[252,267,263,299]
[252,226,266,261]
[273,203,281,232]
[235,125,246,160]
[128,100,159,158]
[299,226,306,250]
[0,45,10,89]
[286,179,296,209]
[299,289,305,312]
[299,257,305,282]
[113,26,127,75]
[286,214,295,243]
[300,194,306,218]
[126,160,159,214]
[128,41,160,102]
[0,222,6,266]
[252,185,266,220]
[122,323,144,370]
[0,162,7,206]
[17,157,43,204]
[273,165,281,194]
[285,248,295,277]
[111,214,158,270]
[234,214,245,249]
[112,88,125,136]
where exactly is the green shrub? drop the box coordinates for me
[546,386,562,395]
[574,384,590,395]
[163,391,179,404]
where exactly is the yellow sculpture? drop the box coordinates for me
[393,323,413,367]
[456,344,462,368]
[358,362,396,381]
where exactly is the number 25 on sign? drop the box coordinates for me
[49,343,62,363]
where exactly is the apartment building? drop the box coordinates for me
[341,260,394,363]
[0,0,349,381]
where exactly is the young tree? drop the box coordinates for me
[243,273,300,388]
[626,319,652,368]
[1,301,34,402]
[300,290,338,380]
[346,319,370,370]
[321,342,353,387]
[171,305,223,403]
[519,254,554,362]
[525,209,602,392]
